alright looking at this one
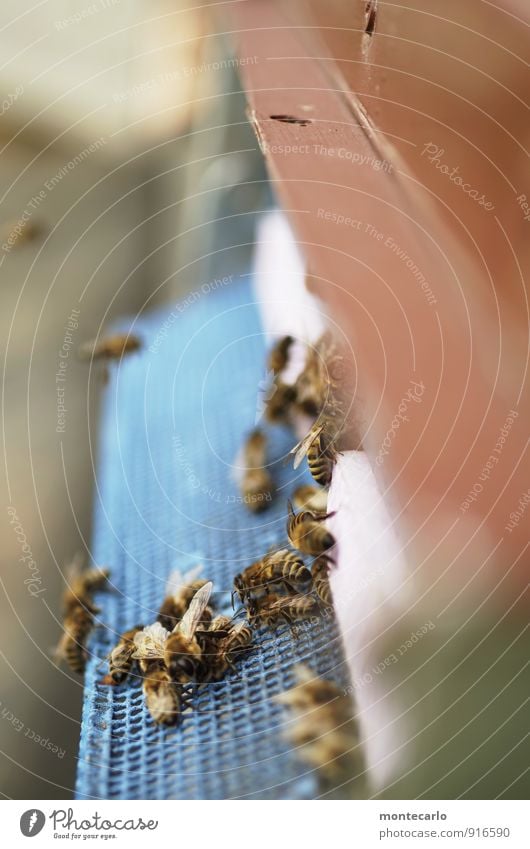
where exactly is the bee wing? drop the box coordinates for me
[77,340,96,360]
[290,427,322,469]
[132,623,170,659]
[64,551,85,583]
[165,564,203,597]
[178,581,213,639]
[165,568,184,596]
[183,564,203,584]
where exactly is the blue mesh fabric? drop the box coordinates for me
[76,275,350,800]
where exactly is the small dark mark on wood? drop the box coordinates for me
[365,0,377,37]
[269,114,312,126]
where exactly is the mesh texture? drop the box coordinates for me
[76,275,350,799]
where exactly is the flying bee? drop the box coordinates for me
[164,582,213,683]
[54,604,94,673]
[311,555,332,607]
[290,419,340,487]
[287,501,336,556]
[268,334,294,374]
[156,566,209,631]
[264,380,297,424]
[292,484,328,514]
[239,429,274,513]
[248,593,319,630]
[220,621,253,671]
[101,625,144,685]
[77,332,142,362]
[2,218,44,247]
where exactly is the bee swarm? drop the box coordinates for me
[102,569,254,727]
[62,323,357,793]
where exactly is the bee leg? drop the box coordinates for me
[314,511,336,522]
[180,691,194,710]
[228,646,254,667]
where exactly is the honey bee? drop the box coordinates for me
[164,582,213,683]
[2,218,43,247]
[311,556,332,607]
[233,549,312,607]
[54,606,94,673]
[268,335,294,374]
[232,564,262,608]
[264,381,297,424]
[247,592,319,629]
[292,484,328,514]
[293,332,348,421]
[143,661,184,726]
[78,333,142,362]
[240,429,274,512]
[132,622,184,726]
[286,501,336,556]
[157,566,209,631]
[63,567,110,615]
[290,419,340,487]
[198,619,253,682]
[294,344,326,417]
[55,557,110,673]
[276,664,345,710]
[276,665,364,790]
[101,625,144,685]
[196,613,232,656]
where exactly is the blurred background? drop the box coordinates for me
[0,0,269,798]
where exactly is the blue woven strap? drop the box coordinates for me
[76,275,349,799]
